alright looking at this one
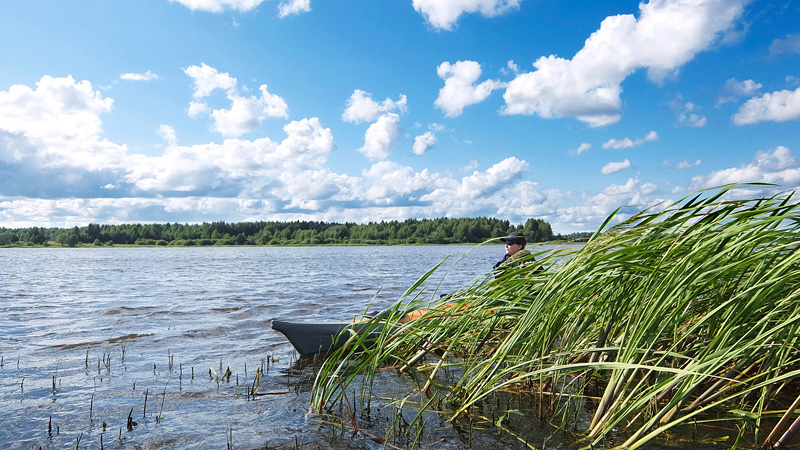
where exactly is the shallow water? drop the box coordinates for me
[0,245,519,449]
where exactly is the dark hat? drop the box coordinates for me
[502,231,526,245]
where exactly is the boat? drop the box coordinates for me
[271,319,384,356]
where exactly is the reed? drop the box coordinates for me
[311,184,800,449]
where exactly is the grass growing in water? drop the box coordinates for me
[311,185,800,449]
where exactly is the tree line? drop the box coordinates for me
[0,217,590,247]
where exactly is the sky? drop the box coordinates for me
[0,0,799,234]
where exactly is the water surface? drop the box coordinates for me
[1,245,515,449]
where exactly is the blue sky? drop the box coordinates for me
[0,0,798,233]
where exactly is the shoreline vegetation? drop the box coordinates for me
[311,185,800,449]
[0,216,591,248]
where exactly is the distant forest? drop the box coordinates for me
[0,217,591,247]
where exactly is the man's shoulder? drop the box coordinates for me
[511,249,532,261]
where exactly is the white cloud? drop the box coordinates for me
[435,60,503,117]
[689,146,800,189]
[679,104,707,127]
[461,160,479,172]
[717,78,762,105]
[603,131,658,149]
[495,181,566,217]
[412,131,437,155]
[184,63,237,99]
[342,90,407,124]
[188,101,210,117]
[554,178,661,231]
[503,0,748,127]
[158,124,178,146]
[732,86,800,125]
[125,117,337,200]
[210,85,289,137]
[358,113,402,161]
[419,157,529,215]
[0,75,124,171]
[669,96,707,126]
[278,0,310,17]
[120,71,159,81]
[362,161,440,204]
[501,60,520,76]
[770,33,800,56]
[573,142,591,155]
[184,63,288,137]
[412,0,522,31]
[601,159,632,174]
[678,103,708,128]
[677,159,702,169]
[167,0,267,13]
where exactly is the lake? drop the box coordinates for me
[1,244,532,449]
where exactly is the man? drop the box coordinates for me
[494,231,532,273]
[372,231,536,322]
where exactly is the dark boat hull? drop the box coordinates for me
[271,319,383,356]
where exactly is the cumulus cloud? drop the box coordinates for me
[342,90,407,124]
[158,124,178,146]
[419,157,529,215]
[502,60,520,76]
[603,131,658,149]
[495,181,566,217]
[770,33,800,56]
[183,63,288,137]
[0,75,124,171]
[184,63,237,101]
[678,103,707,127]
[502,0,748,127]
[278,0,310,17]
[362,161,440,205]
[412,0,522,31]
[120,71,159,81]
[554,178,660,231]
[689,146,800,189]
[125,117,336,195]
[412,131,437,155]
[732,86,800,125]
[677,159,702,169]
[573,142,591,155]
[717,78,762,105]
[461,160,479,172]
[601,159,632,174]
[435,60,503,117]
[167,0,267,13]
[358,113,402,161]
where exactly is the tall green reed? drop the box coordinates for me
[311,184,800,449]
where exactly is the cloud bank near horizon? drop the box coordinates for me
[1,70,797,232]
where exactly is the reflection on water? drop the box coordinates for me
[0,244,529,449]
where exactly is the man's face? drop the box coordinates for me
[505,242,522,256]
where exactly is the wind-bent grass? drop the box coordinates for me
[311,185,800,449]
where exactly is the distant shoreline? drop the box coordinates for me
[1,239,582,249]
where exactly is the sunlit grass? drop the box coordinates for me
[311,184,800,449]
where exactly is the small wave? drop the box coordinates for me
[107,333,154,344]
[49,333,153,350]
[210,306,243,313]
[104,306,156,315]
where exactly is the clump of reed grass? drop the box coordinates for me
[311,184,800,449]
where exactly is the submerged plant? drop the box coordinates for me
[311,184,800,449]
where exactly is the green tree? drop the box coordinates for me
[0,231,19,245]
[56,232,79,247]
